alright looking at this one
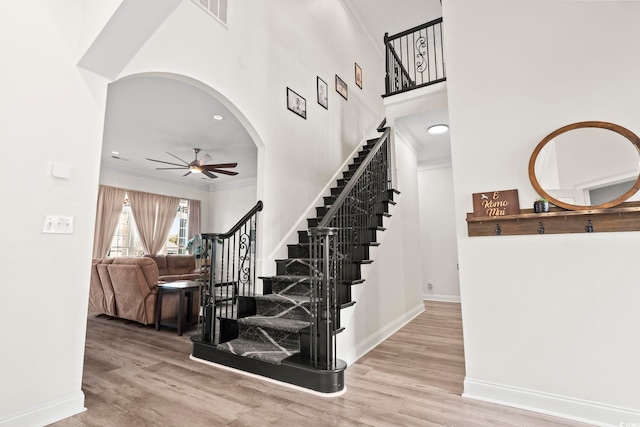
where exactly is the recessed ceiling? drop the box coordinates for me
[101,75,257,190]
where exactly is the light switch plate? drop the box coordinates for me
[43,215,74,234]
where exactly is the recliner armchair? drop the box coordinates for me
[89,257,182,325]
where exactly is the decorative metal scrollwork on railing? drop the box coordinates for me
[384,17,446,96]
[415,36,428,73]
[307,127,392,370]
[197,201,263,344]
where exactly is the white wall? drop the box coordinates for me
[444,1,640,424]
[0,2,110,425]
[207,183,258,233]
[118,0,386,268]
[0,1,424,424]
[118,0,424,363]
[0,2,427,424]
[418,164,460,301]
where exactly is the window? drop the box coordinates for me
[194,0,227,24]
[108,196,190,257]
[165,200,189,254]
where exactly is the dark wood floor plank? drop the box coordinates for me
[52,302,590,426]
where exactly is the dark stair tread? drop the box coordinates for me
[217,338,298,365]
[260,274,312,282]
[287,242,380,248]
[238,316,309,332]
[262,274,363,287]
[277,257,371,265]
[341,301,356,309]
[255,293,310,304]
[308,212,391,221]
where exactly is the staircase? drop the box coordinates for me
[191,124,398,394]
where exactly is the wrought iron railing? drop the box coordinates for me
[197,201,263,344]
[307,127,392,369]
[384,17,445,96]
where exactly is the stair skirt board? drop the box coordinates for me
[191,340,346,394]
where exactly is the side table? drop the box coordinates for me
[155,280,201,336]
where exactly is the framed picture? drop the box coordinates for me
[355,63,362,89]
[317,77,328,109]
[287,87,306,119]
[335,75,348,100]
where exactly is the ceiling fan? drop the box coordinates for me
[145,148,238,179]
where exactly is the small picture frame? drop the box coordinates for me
[287,87,306,119]
[317,77,328,109]
[335,75,348,100]
[355,63,362,89]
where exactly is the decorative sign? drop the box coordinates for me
[472,189,521,218]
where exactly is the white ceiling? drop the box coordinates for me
[101,75,257,190]
[100,1,447,191]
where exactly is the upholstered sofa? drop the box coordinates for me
[89,257,184,325]
[143,254,201,282]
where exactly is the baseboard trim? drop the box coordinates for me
[340,303,425,365]
[0,391,85,427]
[463,378,640,426]
[423,293,461,303]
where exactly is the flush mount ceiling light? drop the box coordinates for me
[427,124,449,134]
[213,115,224,121]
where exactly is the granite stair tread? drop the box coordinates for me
[238,315,309,332]
[276,257,370,264]
[217,338,298,365]
[255,293,309,304]
[259,274,312,282]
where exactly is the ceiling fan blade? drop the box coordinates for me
[202,170,218,179]
[183,171,192,177]
[202,162,238,170]
[156,167,189,170]
[198,154,212,166]
[165,151,190,165]
[209,168,239,176]
[146,158,187,167]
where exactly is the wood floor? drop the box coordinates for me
[53,301,590,426]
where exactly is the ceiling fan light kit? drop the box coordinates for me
[146,148,238,180]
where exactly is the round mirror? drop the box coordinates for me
[528,121,640,210]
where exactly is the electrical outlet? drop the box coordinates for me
[43,215,74,234]
[427,283,433,290]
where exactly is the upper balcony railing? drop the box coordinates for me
[384,17,445,97]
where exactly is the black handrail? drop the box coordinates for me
[319,128,391,227]
[385,42,414,93]
[384,17,446,97]
[197,200,262,345]
[201,200,263,240]
[308,127,392,369]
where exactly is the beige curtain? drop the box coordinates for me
[128,190,180,255]
[92,185,127,258]
[188,199,201,240]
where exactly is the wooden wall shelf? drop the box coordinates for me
[466,201,640,236]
